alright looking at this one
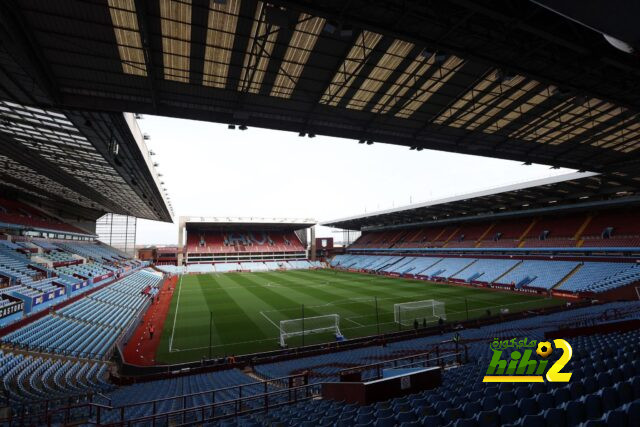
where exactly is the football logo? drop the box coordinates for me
[536,341,553,358]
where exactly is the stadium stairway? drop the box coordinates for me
[122,275,176,366]
[551,263,584,290]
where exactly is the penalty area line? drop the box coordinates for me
[260,311,283,333]
[344,317,365,327]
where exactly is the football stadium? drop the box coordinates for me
[0,1,640,426]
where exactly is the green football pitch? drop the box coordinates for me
[155,269,563,364]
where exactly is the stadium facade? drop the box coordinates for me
[178,215,317,267]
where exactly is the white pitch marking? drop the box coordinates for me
[260,310,283,332]
[344,317,365,327]
[168,274,184,352]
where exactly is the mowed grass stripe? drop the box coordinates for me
[257,272,386,319]
[166,275,219,350]
[283,270,471,316]
[155,270,565,363]
[210,274,280,337]
[175,275,264,351]
[223,273,325,319]
[283,270,442,305]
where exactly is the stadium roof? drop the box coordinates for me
[0,105,173,222]
[182,216,316,230]
[322,172,640,231]
[1,0,640,181]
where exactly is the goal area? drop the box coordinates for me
[279,314,341,347]
[394,300,446,326]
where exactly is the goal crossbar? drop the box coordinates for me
[279,314,341,347]
[394,299,446,326]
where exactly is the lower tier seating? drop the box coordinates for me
[2,269,162,359]
[332,254,640,293]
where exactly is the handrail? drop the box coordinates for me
[101,372,307,411]
[338,342,467,381]
[3,372,310,424]
[103,383,320,426]
[8,380,319,426]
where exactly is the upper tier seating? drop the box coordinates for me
[352,208,640,250]
[2,269,161,359]
[446,222,494,248]
[0,198,86,234]
[581,210,640,247]
[521,215,585,248]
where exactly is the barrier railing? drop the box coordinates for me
[338,342,468,381]
[2,373,313,426]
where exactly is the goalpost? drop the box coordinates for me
[394,300,446,326]
[279,314,341,347]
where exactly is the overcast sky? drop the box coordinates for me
[135,115,574,245]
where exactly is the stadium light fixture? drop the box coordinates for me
[228,124,236,130]
[434,52,447,65]
[420,49,433,58]
[497,69,515,83]
[239,125,248,131]
[323,21,337,34]
[549,200,557,204]
[339,25,354,38]
[579,195,589,199]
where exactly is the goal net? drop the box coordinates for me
[394,300,446,326]
[279,314,341,347]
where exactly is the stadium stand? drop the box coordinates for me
[186,230,304,254]
[494,260,581,290]
[348,208,640,251]
[521,214,586,248]
[451,258,521,283]
[1,351,112,406]
[0,198,88,235]
[332,254,640,294]
[581,210,640,247]
[15,300,635,425]
[2,269,161,359]
[185,260,322,274]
